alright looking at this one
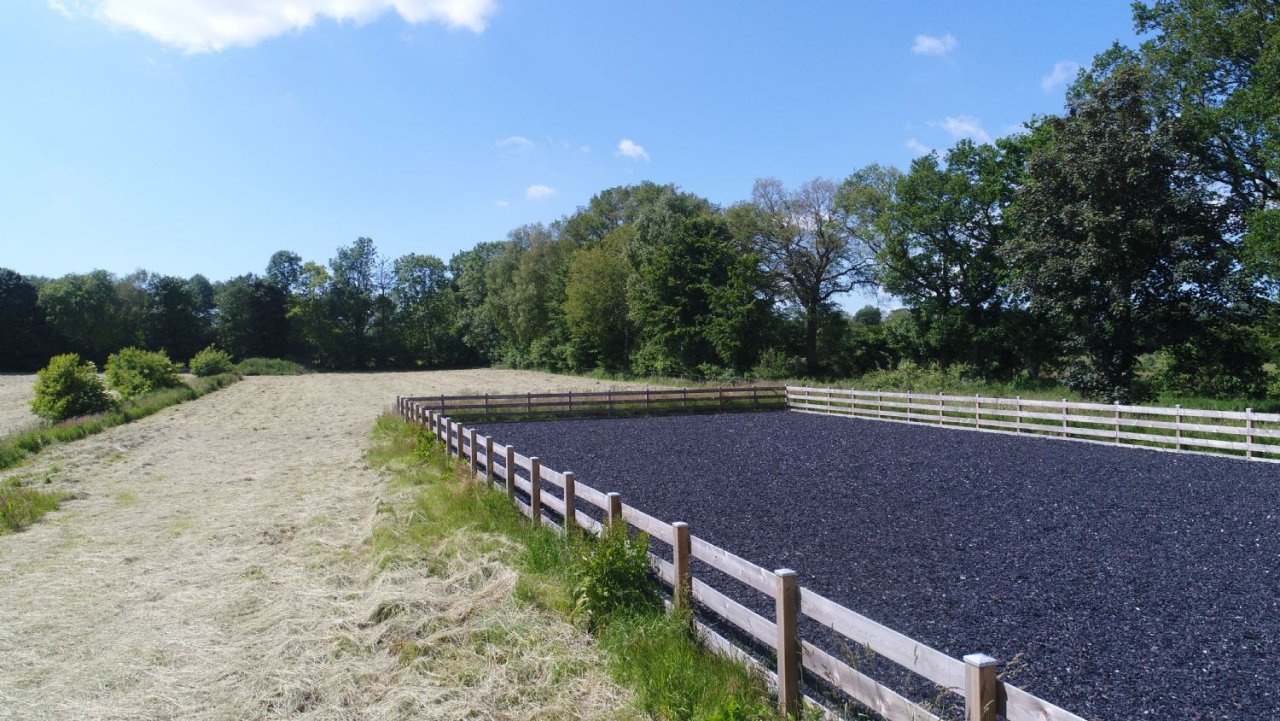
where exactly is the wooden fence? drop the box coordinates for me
[396,395,1088,721]
[787,386,1280,462]
[401,386,786,422]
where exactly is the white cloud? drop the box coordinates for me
[496,135,534,152]
[905,138,933,156]
[615,138,650,162]
[911,32,957,57]
[494,199,510,207]
[937,115,991,143]
[525,184,555,200]
[49,0,499,53]
[1041,60,1081,92]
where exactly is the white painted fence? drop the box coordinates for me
[786,386,1280,462]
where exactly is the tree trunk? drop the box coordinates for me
[805,306,819,377]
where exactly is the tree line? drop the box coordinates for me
[2,0,1275,402]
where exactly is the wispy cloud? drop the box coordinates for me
[1041,60,1081,92]
[911,32,957,58]
[494,199,510,207]
[615,138,650,162]
[937,115,991,143]
[905,138,933,156]
[525,184,555,200]
[495,135,534,152]
[49,0,499,53]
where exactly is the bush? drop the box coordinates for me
[105,347,182,398]
[30,353,115,422]
[235,357,309,376]
[571,523,661,628]
[188,346,235,377]
[750,348,803,381]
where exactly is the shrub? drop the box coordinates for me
[105,347,182,398]
[30,353,115,422]
[750,348,802,381]
[188,346,235,377]
[235,357,309,376]
[1,486,67,533]
[571,523,661,628]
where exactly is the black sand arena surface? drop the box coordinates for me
[477,411,1280,721]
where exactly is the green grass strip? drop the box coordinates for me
[0,373,241,472]
[0,483,69,534]
[368,415,791,721]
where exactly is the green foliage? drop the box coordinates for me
[1006,65,1237,402]
[1145,325,1270,399]
[30,353,114,422]
[104,347,181,398]
[188,345,235,376]
[599,611,781,720]
[751,348,803,380]
[0,485,68,534]
[571,523,661,628]
[0,268,50,371]
[235,357,308,375]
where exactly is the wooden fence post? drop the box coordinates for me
[468,428,478,471]
[672,522,691,612]
[1246,408,1254,459]
[607,492,623,526]
[1114,401,1122,445]
[877,389,883,419]
[1175,404,1183,451]
[484,393,489,417]
[963,654,1000,721]
[774,568,800,719]
[485,436,494,486]
[974,394,980,427]
[939,392,945,424]
[568,390,573,415]
[505,446,516,500]
[530,457,541,525]
[563,471,576,532]
[1015,397,1022,434]
[441,417,451,456]
[646,388,652,414]
[527,392,532,417]
[1062,398,1068,437]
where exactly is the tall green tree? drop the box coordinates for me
[144,274,209,361]
[849,141,1024,371]
[393,253,462,367]
[1006,66,1239,401]
[37,270,133,363]
[214,274,291,360]
[0,269,50,370]
[738,178,875,375]
[563,228,635,371]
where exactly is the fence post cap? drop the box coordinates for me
[672,521,689,529]
[529,456,539,462]
[774,568,797,577]
[606,491,620,498]
[963,653,1000,667]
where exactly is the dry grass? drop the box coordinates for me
[0,374,39,437]
[0,369,650,720]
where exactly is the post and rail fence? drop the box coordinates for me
[400,385,787,423]
[394,394,1089,721]
[786,385,1280,463]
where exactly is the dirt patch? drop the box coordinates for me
[0,374,38,437]
[0,369,649,720]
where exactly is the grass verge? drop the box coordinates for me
[367,414,785,721]
[0,373,241,472]
[0,480,69,534]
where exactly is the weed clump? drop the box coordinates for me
[188,346,235,377]
[571,523,661,628]
[105,347,181,398]
[0,484,68,533]
[30,353,115,422]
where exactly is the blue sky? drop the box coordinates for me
[0,1,1140,309]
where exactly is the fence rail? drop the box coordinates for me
[787,386,1280,462]
[395,394,1087,721]
[403,385,787,421]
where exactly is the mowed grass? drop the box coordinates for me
[367,415,786,721]
[0,373,240,472]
